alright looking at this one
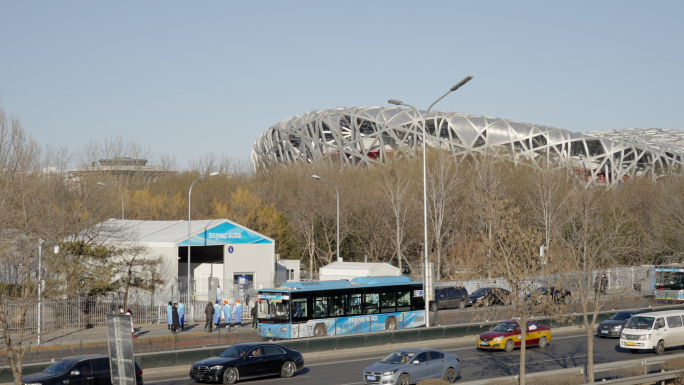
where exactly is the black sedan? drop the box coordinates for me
[189,342,304,384]
[597,309,648,338]
[468,287,511,307]
[22,354,143,385]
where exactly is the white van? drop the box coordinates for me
[620,310,684,354]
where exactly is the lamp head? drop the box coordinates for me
[53,245,60,254]
[209,171,220,176]
[97,182,105,186]
[450,76,473,92]
[388,99,403,106]
[312,175,321,180]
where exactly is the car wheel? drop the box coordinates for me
[398,373,410,385]
[430,302,438,312]
[444,367,457,383]
[483,299,490,307]
[458,300,465,309]
[385,317,397,331]
[655,340,665,355]
[314,324,327,337]
[504,339,514,353]
[222,367,238,384]
[281,361,296,378]
[538,336,548,349]
[563,296,571,304]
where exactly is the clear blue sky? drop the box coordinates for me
[1,1,682,169]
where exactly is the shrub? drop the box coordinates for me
[662,357,684,371]
[609,363,646,379]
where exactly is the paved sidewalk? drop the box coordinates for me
[33,321,256,348]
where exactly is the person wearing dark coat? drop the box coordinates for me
[171,303,180,333]
[251,303,258,329]
[204,301,215,332]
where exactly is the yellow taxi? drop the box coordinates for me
[477,320,552,352]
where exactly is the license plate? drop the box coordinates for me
[626,342,635,346]
[366,375,377,381]
[480,341,489,346]
[601,330,609,334]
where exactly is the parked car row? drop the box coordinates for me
[429,286,573,311]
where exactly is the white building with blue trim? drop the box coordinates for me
[104,219,289,302]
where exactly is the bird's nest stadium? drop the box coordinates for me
[252,107,684,186]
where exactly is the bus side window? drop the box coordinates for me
[365,293,379,314]
[397,290,410,311]
[380,290,396,313]
[292,298,307,320]
[346,293,362,315]
[313,296,328,318]
[330,295,344,317]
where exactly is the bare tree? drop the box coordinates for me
[470,159,509,278]
[554,185,644,383]
[426,151,463,279]
[380,163,418,272]
[487,202,545,385]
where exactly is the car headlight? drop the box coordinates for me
[382,369,398,376]
[492,336,503,341]
[638,334,650,340]
[613,326,623,330]
[209,365,223,371]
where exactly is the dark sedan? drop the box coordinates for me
[469,287,511,307]
[22,354,143,385]
[189,342,304,384]
[597,309,648,338]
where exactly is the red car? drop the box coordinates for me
[476,320,552,352]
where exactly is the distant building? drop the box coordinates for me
[68,157,178,183]
[319,261,400,281]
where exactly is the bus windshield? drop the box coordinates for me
[258,294,290,323]
[656,271,684,290]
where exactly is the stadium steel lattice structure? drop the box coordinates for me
[252,107,684,186]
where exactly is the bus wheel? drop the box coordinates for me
[314,324,327,337]
[386,317,397,331]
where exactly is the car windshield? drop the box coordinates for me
[611,312,636,321]
[492,322,517,332]
[625,316,655,330]
[218,345,251,358]
[472,288,490,296]
[43,360,77,375]
[380,351,417,364]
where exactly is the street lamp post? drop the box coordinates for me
[188,172,220,302]
[37,239,59,345]
[97,182,125,220]
[312,175,341,263]
[388,75,473,328]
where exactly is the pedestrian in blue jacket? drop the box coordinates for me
[178,301,185,331]
[223,301,232,329]
[166,302,173,330]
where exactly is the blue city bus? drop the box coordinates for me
[257,276,425,339]
[654,264,684,301]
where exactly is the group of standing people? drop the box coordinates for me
[204,300,244,332]
[166,301,186,333]
[594,273,609,295]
